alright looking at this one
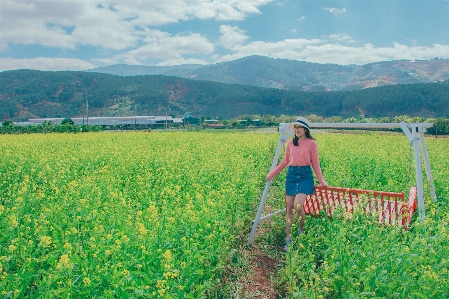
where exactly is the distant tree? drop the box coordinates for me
[42,120,54,126]
[306,114,324,122]
[323,116,343,123]
[61,118,75,125]
[278,114,296,123]
[2,120,14,126]
[250,114,261,121]
[261,115,277,126]
[430,118,449,136]
[245,116,252,126]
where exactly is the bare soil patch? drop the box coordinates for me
[237,246,279,299]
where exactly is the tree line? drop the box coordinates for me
[2,115,448,135]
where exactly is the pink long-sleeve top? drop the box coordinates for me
[267,138,326,185]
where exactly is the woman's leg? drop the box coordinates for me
[285,195,296,238]
[294,193,308,232]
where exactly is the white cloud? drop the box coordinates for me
[99,30,214,65]
[214,38,449,65]
[0,1,138,50]
[0,58,95,71]
[1,0,447,71]
[214,38,323,63]
[219,25,249,49]
[329,34,355,43]
[324,7,347,15]
[0,1,80,50]
[193,0,272,20]
[0,0,274,51]
[156,58,208,66]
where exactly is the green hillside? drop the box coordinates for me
[1,69,448,121]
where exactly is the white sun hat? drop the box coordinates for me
[290,117,310,130]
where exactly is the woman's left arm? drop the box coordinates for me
[310,141,328,186]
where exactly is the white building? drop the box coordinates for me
[24,116,184,126]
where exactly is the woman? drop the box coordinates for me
[266,117,328,251]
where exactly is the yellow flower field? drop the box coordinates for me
[0,131,448,298]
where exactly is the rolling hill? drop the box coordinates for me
[1,67,448,122]
[86,56,449,91]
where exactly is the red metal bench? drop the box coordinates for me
[287,186,417,229]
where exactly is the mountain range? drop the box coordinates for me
[86,55,449,92]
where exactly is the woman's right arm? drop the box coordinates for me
[266,142,290,181]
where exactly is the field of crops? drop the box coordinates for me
[1,131,448,298]
[268,133,449,298]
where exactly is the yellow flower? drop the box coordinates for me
[8,245,17,252]
[39,236,52,247]
[56,254,72,270]
[10,216,18,227]
[83,277,91,286]
[163,250,173,262]
[147,204,158,220]
[63,242,73,251]
[122,269,130,277]
[136,223,148,235]
[156,279,167,296]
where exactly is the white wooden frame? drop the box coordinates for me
[248,122,437,244]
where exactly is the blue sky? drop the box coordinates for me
[1,0,448,71]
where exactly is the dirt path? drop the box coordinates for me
[220,196,286,298]
[229,220,286,299]
[238,246,279,299]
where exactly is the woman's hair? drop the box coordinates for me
[293,128,314,146]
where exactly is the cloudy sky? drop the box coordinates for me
[1,0,448,71]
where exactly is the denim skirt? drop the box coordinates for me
[285,166,314,196]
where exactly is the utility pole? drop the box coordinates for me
[163,107,171,130]
[86,91,89,125]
